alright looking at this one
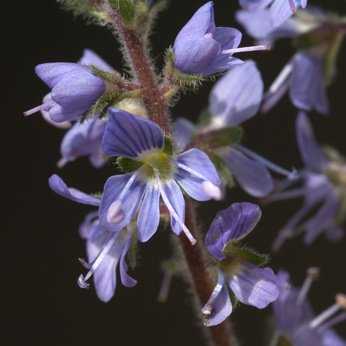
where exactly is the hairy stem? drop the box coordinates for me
[181,201,235,346]
[103,3,235,345]
[101,1,170,132]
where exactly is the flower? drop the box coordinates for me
[24,50,110,125]
[99,108,222,244]
[270,112,345,250]
[78,212,136,302]
[262,51,329,115]
[49,109,222,245]
[58,118,107,168]
[174,61,296,197]
[237,0,309,41]
[202,202,280,326]
[237,6,345,115]
[272,269,346,346]
[173,2,267,76]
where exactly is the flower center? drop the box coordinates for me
[139,149,175,181]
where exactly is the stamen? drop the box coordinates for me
[106,172,138,224]
[157,180,197,245]
[288,0,297,13]
[269,63,293,94]
[202,281,223,316]
[319,312,346,331]
[297,267,319,305]
[261,62,292,113]
[223,44,270,55]
[77,233,118,289]
[177,162,222,200]
[57,157,69,168]
[236,145,297,178]
[23,105,43,116]
[309,294,346,329]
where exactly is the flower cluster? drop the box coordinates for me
[25,0,346,344]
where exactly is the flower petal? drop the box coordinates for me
[296,112,328,172]
[202,272,232,327]
[162,180,185,235]
[205,202,262,260]
[48,174,100,206]
[60,118,106,167]
[290,53,329,115]
[137,184,161,242]
[214,27,242,51]
[119,234,137,288]
[239,0,273,10]
[35,63,79,88]
[99,173,145,232]
[176,148,221,201]
[209,61,263,126]
[229,264,279,308]
[79,49,113,72]
[87,240,118,303]
[79,212,100,240]
[102,108,164,158]
[173,118,195,152]
[224,148,274,197]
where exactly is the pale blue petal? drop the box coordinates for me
[79,49,113,72]
[224,148,274,197]
[119,235,137,288]
[137,184,161,242]
[173,118,195,152]
[48,174,100,206]
[209,61,263,126]
[229,264,279,308]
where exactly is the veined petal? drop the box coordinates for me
[48,174,100,206]
[176,148,221,201]
[209,61,263,127]
[296,112,328,172]
[270,0,296,29]
[205,202,262,260]
[99,173,145,232]
[102,109,164,158]
[229,263,279,308]
[224,148,274,197]
[202,272,232,327]
[79,49,113,72]
[137,184,161,242]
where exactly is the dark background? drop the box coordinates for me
[3,0,346,345]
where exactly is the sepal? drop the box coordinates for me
[223,242,270,267]
[109,0,136,24]
[277,335,293,346]
[116,156,142,172]
[208,153,235,189]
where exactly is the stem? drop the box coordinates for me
[101,1,170,132]
[103,3,236,344]
[180,201,235,346]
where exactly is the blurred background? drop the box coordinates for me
[3,0,346,345]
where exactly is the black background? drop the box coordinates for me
[3,0,346,345]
